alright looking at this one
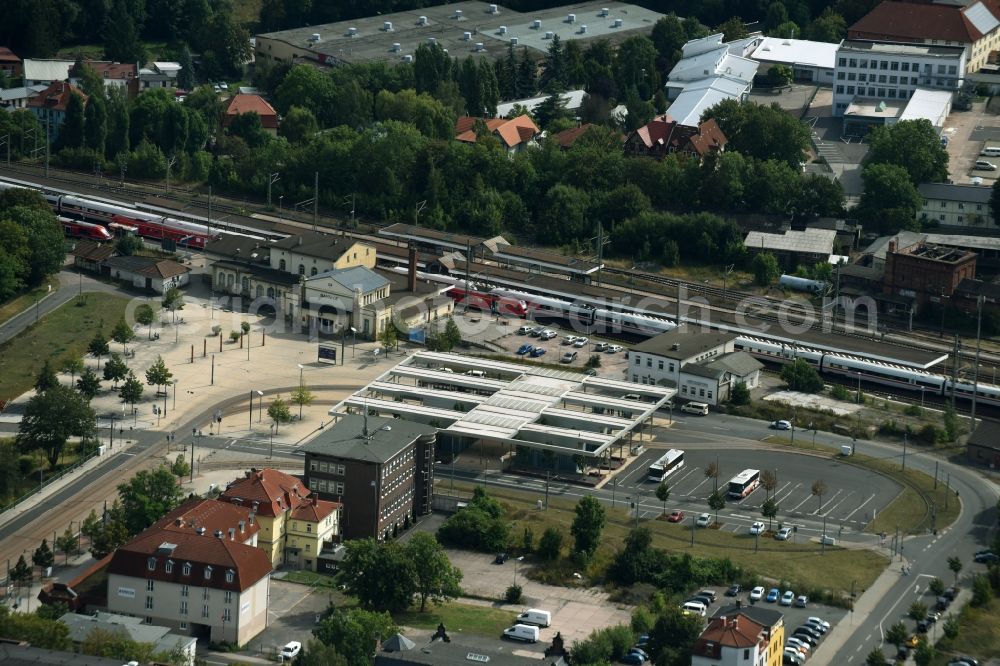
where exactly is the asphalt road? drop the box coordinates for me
[0,269,118,347]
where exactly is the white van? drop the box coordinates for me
[502,624,540,642]
[516,609,551,627]
[982,146,1000,157]
[681,601,707,617]
[680,402,709,415]
[975,159,998,171]
[464,369,486,378]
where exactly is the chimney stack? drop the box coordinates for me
[228,527,236,540]
[408,245,418,292]
[239,520,245,533]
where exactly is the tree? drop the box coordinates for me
[88,330,110,369]
[752,252,780,286]
[161,287,184,323]
[655,482,670,516]
[804,9,847,43]
[704,461,719,491]
[228,111,269,148]
[947,555,962,584]
[34,359,59,392]
[9,554,32,584]
[729,381,750,405]
[537,526,563,561]
[135,304,155,339]
[908,600,928,621]
[177,45,195,90]
[61,355,85,385]
[913,637,934,666]
[32,538,54,571]
[118,370,143,408]
[708,489,726,525]
[56,526,79,563]
[703,99,810,168]
[929,577,945,596]
[866,119,948,185]
[760,469,777,499]
[280,105,318,144]
[379,321,398,351]
[716,16,748,42]
[170,453,190,479]
[103,353,128,387]
[571,495,606,558]
[646,605,705,666]
[275,64,335,117]
[268,396,293,433]
[780,358,824,393]
[80,626,156,662]
[103,0,146,64]
[858,162,924,234]
[885,621,907,648]
[865,648,889,666]
[81,509,102,541]
[117,465,183,534]
[761,497,778,530]
[111,317,135,354]
[339,539,415,612]
[811,479,828,513]
[59,92,86,150]
[89,501,129,558]
[297,640,348,666]
[313,608,397,665]
[290,385,315,420]
[17,384,96,468]
[942,615,959,639]
[84,96,107,154]
[405,532,463,612]
[144,355,172,395]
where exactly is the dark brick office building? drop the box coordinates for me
[883,240,977,313]
[302,415,436,541]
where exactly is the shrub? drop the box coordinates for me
[504,584,522,604]
[918,423,944,445]
[904,404,923,417]
[229,331,241,342]
[929,577,945,596]
[537,527,563,561]
[830,384,850,401]
[971,574,992,607]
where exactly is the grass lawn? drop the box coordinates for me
[394,602,513,638]
[0,293,130,403]
[441,481,884,599]
[0,277,59,325]
[280,570,342,590]
[932,597,1000,662]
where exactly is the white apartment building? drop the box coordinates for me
[918,183,994,228]
[833,40,966,116]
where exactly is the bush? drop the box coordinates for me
[436,488,509,553]
[537,527,563,561]
[904,404,923,417]
[229,331,241,342]
[504,584,522,604]
[585,354,602,369]
[971,574,992,607]
[918,423,944,445]
[128,139,167,179]
[830,384,850,401]
[929,577,945,596]
[729,381,750,406]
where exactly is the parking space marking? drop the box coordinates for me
[788,491,815,513]
[842,493,876,522]
[822,489,853,515]
[774,482,801,506]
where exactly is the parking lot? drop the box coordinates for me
[497,325,631,377]
[942,100,1000,184]
[620,444,903,534]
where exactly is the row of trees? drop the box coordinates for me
[0,189,66,302]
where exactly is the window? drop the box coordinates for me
[849,58,857,67]
[180,600,188,615]
[224,591,233,603]
[888,89,896,98]
[658,360,663,370]
[958,216,964,223]
[877,88,885,97]
[634,356,639,365]
[669,363,674,372]
[890,61,898,71]
[859,59,867,68]
[310,267,317,276]
[146,580,154,592]
[858,73,866,82]
[306,524,312,533]
[847,72,856,81]
[145,596,154,610]
[181,585,189,597]
[838,57,846,66]
[646,358,652,368]
[309,478,318,490]
[147,557,156,571]
[332,482,345,494]
[204,565,213,580]
[226,570,234,583]
[310,460,317,470]
[632,374,638,382]
[203,588,210,600]
[306,544,311,552]
[889,75,897,84]
[180,622,187,630]
[320,462,328,472]
[877,75,886,83]
[279,259,286,271]
[958,203,965,210]
[165,560,173,574]
[744,649,750,659]
[949,65,957,75]
[902,62,910,71]
[938,64,945,74]
[182,562,191,576]
[846,86,854,94]
[836,72,845,80]
[223,608,232,622]
[202,605,209,618]
[880,60,888,69]
[298,264,305,275]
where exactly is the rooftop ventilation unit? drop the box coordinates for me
[579,25,587,34]
[567,13,576,23]
[418,15,427,26]
[489,3,499,13]
[612,18,623,27]
[403,54,413,62]
[532,19,541,29]
[383,21,393,32]
[499,26,507,35]
[347,27,357,37]
[463,31,472,41]
[454,9,463,18]
[474,42,485,51]
[510,37,518,45]
[600,7,610,16]
[391,42,401,52]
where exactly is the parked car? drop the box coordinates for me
[540,329,557,340]
[917,619,930,633]
[794,626,822,641]
[924,612,939,625]
[775,526,793,540]
[562,335,578,345]
[620,654,645,665]
[766,588,780,603]
[936,596,951,611]
[975,159,998,171]
[503,624,539,643]
[794,595,808,608]
[573,337,589,347]
[803,618,826,633]
[785,637,810,654]
[770,420,792,430]
[494,552,509,564]
[726,584,741,596]
[806,617,830,631]
[516,344,534,355]
[696,513,712,527]
[530,348,547,358]
[561,351,578,363]
[783,651,804,666]
[780,591,795,606]
[606,344,623,353]
[943,586,959,601]
[517,325,533,334]
[628,647,649,661]
[790,631,818,647]
[594,342,609,352]
[974,551,998,564]
[750,521,765,535]
[697,589,717,603]
[280,642,302,660]
[896,646,910,661]
[686,595,714,608]
[749,586,765,602]
[667,510,685,523]
[529,326,545,337]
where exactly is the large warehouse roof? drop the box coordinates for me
[256,1,664,66]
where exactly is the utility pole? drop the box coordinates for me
[464,240,472,312]
[312,171,319,231]
[414,199,427,227]
[267,172,280,208]
[821,513,827,554]
[950,334,960,408]
[722,264,734,300]
[902,432,907,471]
[44,110,50,178]
[592,222,610,286]
[118,151,127,186]
[971,294,984,429]
[165,154,177,193]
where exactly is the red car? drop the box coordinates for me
[667,511,685,523]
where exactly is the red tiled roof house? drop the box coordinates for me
[455,114,540,154]
[224,94,279,135]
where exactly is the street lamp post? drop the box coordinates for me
[257,390,264,423]
[298,363,304,386]
[190,428,197,484]
[172,379,178,410]
[269,424,275,459]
